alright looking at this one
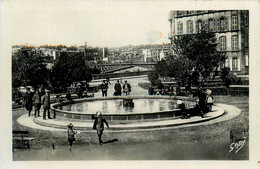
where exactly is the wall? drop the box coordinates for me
[169,10,249,75]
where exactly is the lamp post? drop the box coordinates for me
[120,60,123,84]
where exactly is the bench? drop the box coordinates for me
[13,130,35,151]
[230,128,248,143]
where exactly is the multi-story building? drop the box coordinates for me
[168,10,249,75]
[142,46,171,63]
[159,49,170,61]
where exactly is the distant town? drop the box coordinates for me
[12,42,172,66]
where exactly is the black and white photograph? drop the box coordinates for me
[1,0,260,168]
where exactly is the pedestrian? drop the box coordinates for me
[100,80,108,97]
[177,100,190,119]
[197,86,203,98]
[185,83,192,97]
[168,85,176,97]
[67,123,77,151]
[32,89,41,117]
[77,87,83,98]
[42,90,52,120]
[148,84,154,95]
[24,87,34,117]
[123,80,131,95]
[114,80,122,96]
[157,81,164,95]
[66,91,72,101]
[176,82,181,96]
[206,89,213,112]
[105,77,111,86]
[92,111,109,145]
[198,90,207,118]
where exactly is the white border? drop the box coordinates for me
[1,1,260,169]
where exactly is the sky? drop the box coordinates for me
[8,1,172,48]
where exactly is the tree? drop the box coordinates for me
[154,31,226,87]
[67,45,78,51]
[220,67,239,88]
[155,60,168,77]
[148,71,159,85]
[56,44,67,50]
[50,52,100,92]
[12,47,50,89]
[12,48,49,89]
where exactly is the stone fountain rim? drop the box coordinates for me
[51,95,197,116]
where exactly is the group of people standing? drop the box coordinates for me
[24,87,53,120]
[100,78,132,97]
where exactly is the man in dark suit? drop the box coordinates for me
[32,89,41,117]
[92,111,109,145]
[123,80,131,95]
[100,80,108,97]
[42,90,52,120]
[24,87,34,117]
[66,91,72,101]
[114,80,122,96]
[198,91,207,118]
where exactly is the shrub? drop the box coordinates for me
[148,72,159,85]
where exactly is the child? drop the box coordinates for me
[67,123,77,151]
[92,111,109,145]
[206,89,213,112]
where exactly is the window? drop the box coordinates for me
[209,20,214,32]
[202,20,208,31]
[212,19,216,32]
[195,21,198,33]
[220,17,228,31]
[232,57,238,71]
[231,15,238,30]
[216,19,220,32]
[177,22,183,35]
[231,35,238,50]
[220,18,225,31]
[224,18,229,31]
[219,36,226,51]
[197,20,202,33]
[187,20,193,34]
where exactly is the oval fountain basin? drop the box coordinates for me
[51,96,197,124]
[60,99,195,114]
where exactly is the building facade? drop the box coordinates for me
[142,47,171,63]
[168,10,249,75]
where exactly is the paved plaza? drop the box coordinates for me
[12,77,249,160]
